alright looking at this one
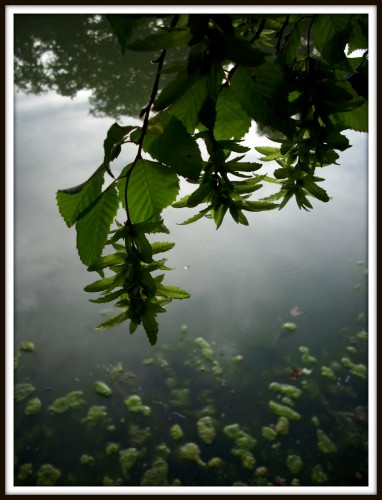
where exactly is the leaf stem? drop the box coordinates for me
[123,14,180,225]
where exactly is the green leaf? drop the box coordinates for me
[141,302,166,346]
[178,207,211,225]
[231,65,295,139]
[56,165,105,228]
[218,140,251,153]
[76,184,120,266]
[151,242,176,254]
[255,146,283,161]
[89,289,125,304]
[226,161,262,173]
[95,310,130,331]
[103,123,136,177]
[240,200,279,212]
[128,160,179,223]
[146,115,203,180]
[156,284,191,299]
[127,28,192,51]
[312,15,353,71]
[84,276,117,293]
[214,86,251,141]
[331,101,368,133]
[87,252,126,272]
[154,71,201,112]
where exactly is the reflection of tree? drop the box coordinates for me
[14,14,172,119]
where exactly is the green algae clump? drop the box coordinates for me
[321,366,337,381]
[311,464,328,484]
[286,454,303,475]
[261,426,277,441]
[208,457,223,469]
[169,388,190,407]
[317,429,337,454]
[223,424,257,450]
[124,394,151,416]
[25,397,42,416]
[232,449,256,470]
[275,416,289,436]
[141,458,169,486]
[80,454,95,466]
[170,424,184,441]
[17,463,33,481]
[106,442,120,455]
[269,382,302,399]
[20,342,35,352]
[119,448,139,478]
[94,381,112,397]
[268,400,301,421]
[196,416,216,444]
[15,383,36,403]
[282,322,297,332]
[194,337,214,361]
[36,464,61,486]
[179,442,205,466]
[81,405,107,425]
[48,391,85,415]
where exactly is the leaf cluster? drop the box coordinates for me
[57,13,368,343]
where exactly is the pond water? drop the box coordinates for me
[11,13,373,493]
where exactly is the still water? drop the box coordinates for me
[12,14,371,491]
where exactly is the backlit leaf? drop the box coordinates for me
[56,165,105,228]
[214,86,251,140]
[128,160,179,223]
[76,184,120,266]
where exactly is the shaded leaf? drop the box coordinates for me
[147,115,203,180]
[95,310,130,331]
[127,28,192,51]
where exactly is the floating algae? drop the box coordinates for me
[105,442,120,455]
[170,424,184,441]
[316,429,337,454]
[282,322,297,332]
[275,416,289,436]
[269,382,302,399]
[80,454,95,466]
[94,381,112,397]
[179,442,205,466]
[232,448,256,470]
[286,454,303,475]
[81,405,107,425]
[15,383,36,403]
[48,391,85,414]
[128,424,151,446]
[17,463,33,482]
[124,395,151,416]
[261,426,277,441]
[141,458,169,486]
[223,423,257,450]
[268,401,301,421]
[321,366,337,381]
[196,416,216,444]
[36,464,61,486]
[311,464,328,484]
[19,342,35,352]
[119,448,139,478]
[25,397,42,416]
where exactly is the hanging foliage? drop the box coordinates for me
[57,13,368,344]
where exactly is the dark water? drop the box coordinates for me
[11,13,371,492]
